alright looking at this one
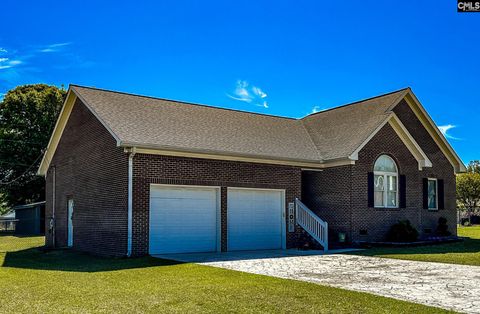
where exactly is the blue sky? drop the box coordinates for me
[0,1,478,163]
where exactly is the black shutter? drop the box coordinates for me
[438,179,445,210]
[422,178,429,209]
[399,175,406,208]
[368,172,374,207]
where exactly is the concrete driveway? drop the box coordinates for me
[155,250,480,313]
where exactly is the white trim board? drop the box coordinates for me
[389,89,466,173]
[37,90,77,176]
[349,113,432,171]
[131,147,354,169]
[37,86,121,176]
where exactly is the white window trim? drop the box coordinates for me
[427,178,438,211]
[373,155,399,209]
[374,171,399,209]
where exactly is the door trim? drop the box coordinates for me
[148,184,221,254]
[226,187,286,250]
[67,198,74,248]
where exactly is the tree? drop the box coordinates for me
[0,193,8,216]
[456,161,480,224]
[467,160,480,174]
[0,84,65,209]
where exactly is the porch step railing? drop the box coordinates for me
[295,198,328,251]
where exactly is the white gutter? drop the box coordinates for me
[127,147,136,257]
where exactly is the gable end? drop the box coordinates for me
[392,92,466,173]
[37,88,121,176]
[349,114,432,171]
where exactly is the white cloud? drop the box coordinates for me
[40,42,71,53]
[438,124,460,140]
[227,80,269,108]
[0,48,6,53]
[252,86,267,99]
[309,105,330,114]
[0,59,22,70]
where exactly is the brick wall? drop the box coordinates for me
[45,98,128,257]
[132,154,302,256]
[351,123,425,242]
[302,166,353,244]
[393,100,456,237]
[44,95,456,255]
[303,100,456,243]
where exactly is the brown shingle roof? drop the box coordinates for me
[72,85,322,162]
[301,89,407,160]
[71,85,408,163]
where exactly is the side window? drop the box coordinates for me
[427,178,438,210]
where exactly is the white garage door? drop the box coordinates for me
[227,188,285,251]
[149,185,219,254]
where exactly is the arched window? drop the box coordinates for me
[373,155,398,208]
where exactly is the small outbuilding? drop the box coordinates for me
[13,201,45,235]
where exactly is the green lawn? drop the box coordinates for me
[353,226,480,266]
[0,236,447,313]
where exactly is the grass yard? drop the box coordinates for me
[353,225,480,266]
[0,236,448,313]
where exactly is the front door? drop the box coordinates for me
[67,199,74,247]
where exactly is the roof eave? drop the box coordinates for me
[37,88,77,176]
[119,141,327,165]
[120,142,358,169]
[401,90,466,173]
[37,85,123,176]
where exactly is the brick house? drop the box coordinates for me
[37,85,465,257]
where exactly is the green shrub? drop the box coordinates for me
[386,220,419,242]
[436,217,451,236]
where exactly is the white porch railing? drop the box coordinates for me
[295,198,328,251]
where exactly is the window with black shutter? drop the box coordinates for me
[438,179,445,210]
[399,175,406,208]
[372,155,399,208]
[368,172,374,207]
[422,178,429,209]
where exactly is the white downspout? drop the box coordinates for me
[52,166,56,248]
[127,148,136,257]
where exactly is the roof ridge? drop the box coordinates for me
[301,87,410,119]
[71,84,411,122]
[70,84,298,121]
[384,87,411,113]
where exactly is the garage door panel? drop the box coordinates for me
[228,189,284,251]
[149,185,218,254]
